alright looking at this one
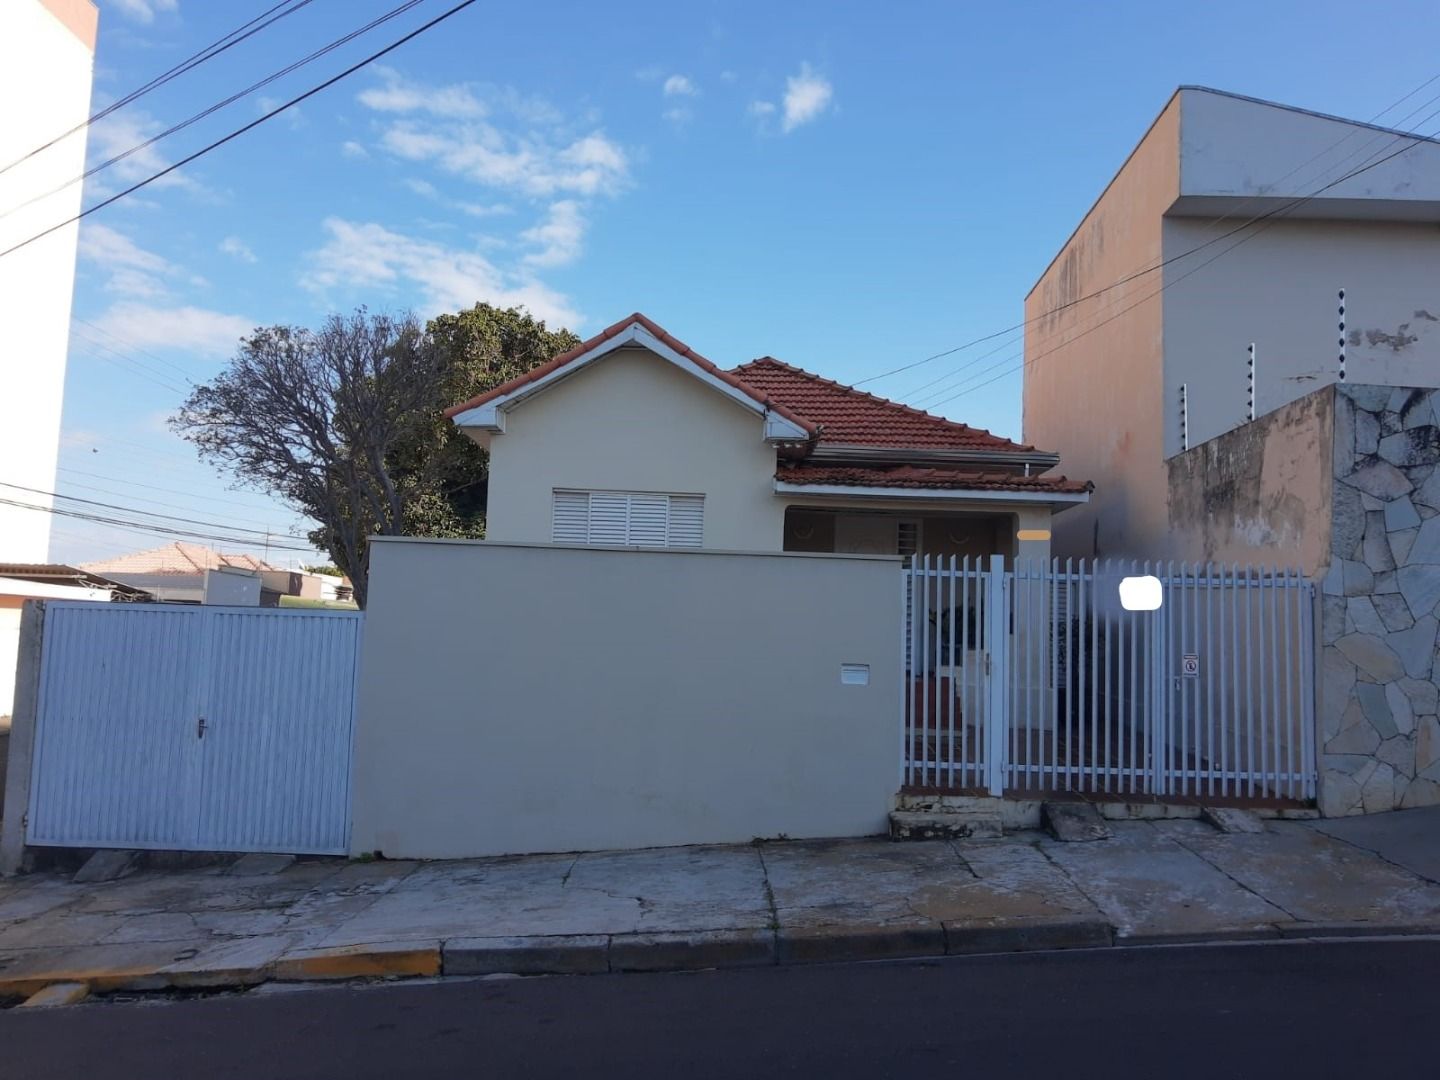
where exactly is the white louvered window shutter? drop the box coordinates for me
[627,494,670,547]
[551,490,705,548]
[551,490,590,544]
[667,495,704,548]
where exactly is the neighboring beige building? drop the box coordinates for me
[447,313,1091,565]
[1023,86,1440,561]
[0,0,98,561]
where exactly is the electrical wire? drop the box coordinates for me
[0,0,428,222]
[852,76,1440,390]
[900,105,1440,410]
[0,1,315,178]
[0,496,314,552]
[0,0,481,260]
[0,479,288,539]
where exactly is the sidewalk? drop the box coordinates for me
[3,810,1440,1002]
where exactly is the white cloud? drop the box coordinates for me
[341,140,369,159]
[663,106,694,126]
[404,177,511,219]
[720,70,738,83]
[78,221,174,297]
[109,0,179,24]
[749,64,834,134]
[304,217,579,327]
[663,74,698,97]
[89,302,254,356]
[781,64,834,132]
[521,200,585,268]
[357,71,630,198]
[357,66,486,118]
[219,236,257,263]
[86,107,202,198]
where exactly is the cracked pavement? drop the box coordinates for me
[2,810,1440,990]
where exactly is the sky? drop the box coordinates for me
[31,0,1440,566]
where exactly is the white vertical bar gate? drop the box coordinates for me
[26,601,362,855]
[902,558,1316,802]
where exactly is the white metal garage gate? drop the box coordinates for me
[26,602,362,855]
[904,557,1317,802]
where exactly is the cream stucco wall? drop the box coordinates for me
[484,347,786,549]
[350,538,902,858]
[0,1,96,562]
[1022,96,1180,560]
[1162,217,1440,454]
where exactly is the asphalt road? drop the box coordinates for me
[2,939,1435,1079]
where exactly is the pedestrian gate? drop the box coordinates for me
[26,602,362,855]
[904,557,1316,802]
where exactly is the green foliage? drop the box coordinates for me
[392,302,580,533]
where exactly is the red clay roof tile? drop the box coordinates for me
[776,463,1092,495]
[732,357,1037,453]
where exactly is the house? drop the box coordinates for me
[1022,87,1440,817]
[445,313,1091,565]
[1023,86,1440,562]
[81,542,283,606]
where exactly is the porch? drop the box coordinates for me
[781,506,1046,563]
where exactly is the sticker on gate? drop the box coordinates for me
[1181,653,1199,678]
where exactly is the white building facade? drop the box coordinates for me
[0,0,98,562]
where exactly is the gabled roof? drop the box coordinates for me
[732,357,1038,453]
[80,541,276,577]
[444,313,816,441]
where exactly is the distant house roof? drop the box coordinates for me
[0,563,151,600]
[731,357,1038,453]
[775,463,1092,495]
[80,542,277,577]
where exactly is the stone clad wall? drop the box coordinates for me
[1320,384,1440,815]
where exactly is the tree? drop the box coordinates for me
[303,564,344,577]
[392,303,579,535]
[173,305,578,607]
[173,310,441,608]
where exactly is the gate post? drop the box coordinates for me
[1,601,45,875]
[985,555,1008,796]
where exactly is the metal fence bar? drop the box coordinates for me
[960,556,971,788]
[1282,567,1296,800]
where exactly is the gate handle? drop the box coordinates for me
[197,716,208,739]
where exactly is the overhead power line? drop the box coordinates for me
[0,0,314,179]
[0,496,314,553]
[0,0,481,260]
[925,111,1440,409]
[854,73,1440,392]
[0,0,428,222]
[0,478,289,539]
[884,101,1440,408]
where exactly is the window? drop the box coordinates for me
[552,490,705,548]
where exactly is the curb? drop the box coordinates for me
[7,918,1440,1001]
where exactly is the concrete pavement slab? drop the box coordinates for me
[0,940,190,997]
[1039,821,1292,942]
[762,839,973,930]
[226,853,296,877]
[311,853,586,946]
[1159,818,1440,926]
[1306,805,1440,883]
[0,879,78,923]
[72,851,138,884]
[563,846,771,932]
